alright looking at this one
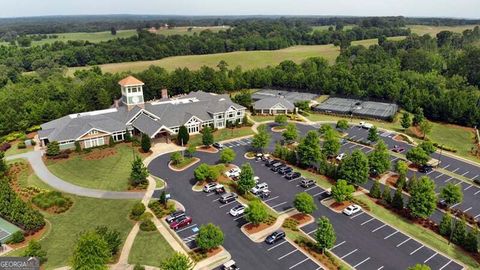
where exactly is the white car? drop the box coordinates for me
[229,205,245,217]
[203,182,223,193]
[225,168,241,178]
[336,153,346,161]
[343,204,362,216]
[359,122,373,129]
[251,182,269,195]
[253,176,260,184]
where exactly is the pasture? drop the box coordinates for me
[408,24,479,36]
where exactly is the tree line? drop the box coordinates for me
[0,20,410,72]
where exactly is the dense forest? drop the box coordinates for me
[0,19,410,72]
[0,25,479,137]
[0,15,479,35]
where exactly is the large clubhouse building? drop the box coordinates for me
[38,76,246,149]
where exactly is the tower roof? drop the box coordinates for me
[118,76,144,86]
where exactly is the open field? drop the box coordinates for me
[128,230,175,267]
[311,25,355,31]
[67,37,394,75]
[46,144,143,191]
[408,24,480,36]
[149,25,229,36]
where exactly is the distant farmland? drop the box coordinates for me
[408,24,479,36]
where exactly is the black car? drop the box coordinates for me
[474,178,480,185]
[278,166,293,175]
[257,189,271,199]
[285,172,301,180]
[213,142,224,149]
[265,230,286,244]
[271,163,286,172]
[419,165,433,173]
[165,210,186,223]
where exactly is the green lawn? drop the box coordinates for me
[4,141,33,157]
[46,144,141,191]
[355,194,479,270]
[8,159,52,190]
[250,115,277,122]
[188,127,255,147]
[128,230,175,267]
[407,24,480,36]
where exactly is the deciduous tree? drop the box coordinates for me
[315,216,336,254]
[202,127,214,146]
[251,125,270,152]
[294,192,317,214]
[368,140,391,175]
[196,223,224,251]
[220,148,236,164]
[177,125,189,146]
[71,231,110,270]
[297,130,322,167]
[282,123,298,142]
[338,150,369,186]
[244,200,268,225]
[367,126,379,143]
[440,183,463,207]
[331,180,355,203]
[407,176,437,219]
[237,163,255,195]
[401,112,411,130]
[160,252,193,270]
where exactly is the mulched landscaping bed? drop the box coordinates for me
[196,146,218,153]
[330,201,351,211]
[385,174,399,187]
[290,213,313,226]
[83,148,117,160]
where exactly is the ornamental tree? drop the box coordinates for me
[338,150,369,186]
[408,264,431,270]
[336,120,349,132]
[196,223,224,251]
[367,126,379,143]
[161,252,193,270]
[315,216,336,254]
[71,231,110,270]
[407,176,437,219]
[282,123,298,142]
[251,125,270,152]
[202,127,214,146]
[23,240,47,264]
[130,156,148,187]
[170,152,184,165]
[294,192,317,214]
[401,112,411,130]
[406,147,430,167]
[418,141,436,155]
[368,140,391,175]
[370,180,382,199]
[419,120,433,139]
[440,183,463,207]
[177,125,189,146]
[275,114,288,126]
[331,179,355,203]
[219,148,236,164]
[237,163,255,195]
[322,129,340,158]
[244,200,268,225]
[439,211,453,236]
[46,141,60,156]
[141,133,151,152]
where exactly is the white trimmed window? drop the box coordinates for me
[84,137,105,148]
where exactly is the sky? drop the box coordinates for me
[1,0,479,19]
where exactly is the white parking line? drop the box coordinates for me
[473,213,480,219]
[271,202,288,208]
[365,149,373,153]
[307,229,316,235]
[391,157,399,162]
[219,201,238,208]
[304,185,318,192]
[424,253,437,263]
[372,224,387,232]
[443,164,450,169]
[288,178,300,182]
[233,215,244,221]
[461,171,470,176]
[451,202,461,208]
[384,230,398,239]
[350,135,357,140]
[206,193,216,197]
[313,191,327,197]
[264,196,280,203]
[267,240,288,251]
[410,245,424,255]
[353,257,371,268]
[444,177,453,182]
[396,237,410,247]
[278,249,298,260]
[474,190,480,195]
[472,175,479,180]
[349,145,356,149]
[340,249,358,259]
[289,258,310,269]
[464,185,473,191]
[377,266,384,270]
[331,241,346,250]
[435,174,443,179]
[183,234,198,243]
[175,224,197,233]
[212,198,220,202]
[361,217,375,225]
[463,207,472,212]
[350,212,364,219]
[452,168,460,173]
[439,260,452,270]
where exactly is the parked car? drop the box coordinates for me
[359,122,373,129]
[253,176,260,184]
[265,230,286,244]
[285,172,301,180]
[225,168,241,178]
[343,204,362,216]
[251,182,269,195]
[419,165,433,174]
[255,153,263,161]
[257,189,271,199]
[474,178,480,185]
[213,142,224,149]
[215,186,226,194]
[203,182,223,193]
[220,192,238,204]
[265,159,277,167]
[300,179,315,188]
[278,166,293,175]
[271,162,285,172]
[261,154,271,161]
[222,260,239,270]
[165,210,185,223]
[340,139,347,145]
[391,145,405,153]
[170,216,192,230]
[229,205,245,217]
[336,153,346,161]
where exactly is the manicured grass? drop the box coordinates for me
[188,127,254,147]
[128,230,175,267]
[7,159,52,190]
[46,144,142,191]
[171,157,197,169]
[4,141,33,157]
[250,115,276,122]
[408,24,480,36]
[355,194,479,269]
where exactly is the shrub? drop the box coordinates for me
[133,264,145,270]
[23,240,47,264]
[17,141,26,149]
[31,191,73,213]
[8,231,25,244]
[282,218,300,231]
[95,226,122,256]
[141,133,151,152]
[140,219,156,231]
[0,143,11,152]
[130,202,146,220]
[46,141,60,156]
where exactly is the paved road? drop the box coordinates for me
[6,151,145,199]
[148,152,323,270]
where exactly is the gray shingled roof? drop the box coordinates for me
[253,97,295,110]
[39,91,245,142]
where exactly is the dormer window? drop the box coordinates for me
[89,130,99,135]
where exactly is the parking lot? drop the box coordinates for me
[261,239,323,270]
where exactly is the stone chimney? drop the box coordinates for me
[161,89,168,99]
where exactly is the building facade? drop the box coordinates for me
[38,76,246,149]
